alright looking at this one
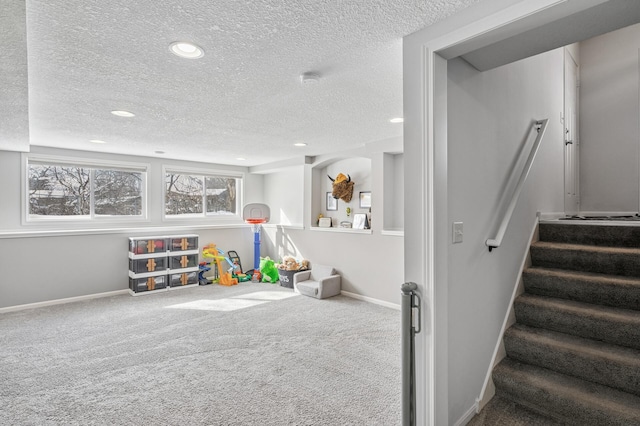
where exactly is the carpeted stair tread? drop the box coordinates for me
[504,324,640,396]
[467,395,562,426]
[530,241,640,277]
[523,267,640,310]
[514,293,640,350]
[493,358,640,425]
[539,223,640,247]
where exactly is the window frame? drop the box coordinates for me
[162,165,244,222]
[22,154,149,225]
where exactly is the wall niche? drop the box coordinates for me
[382,152,404,234]
[311,157,372,232]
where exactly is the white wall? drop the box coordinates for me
[579,23,640,213]
[446,49,565,421]
[261,147,405,305]
[2,144,404,308]
[0,146,263,309]
[383,153,404,231]
[263,165,304,227]
[261,226,404,304]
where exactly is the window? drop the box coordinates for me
[164,169,240,218]
[26,156,147,220]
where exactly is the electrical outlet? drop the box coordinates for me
[453,222,463,243]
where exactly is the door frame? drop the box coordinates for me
[403,1,611,424]
[564,47,580,216]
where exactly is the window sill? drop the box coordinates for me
[381,229,404,237]
[0,223,248,239]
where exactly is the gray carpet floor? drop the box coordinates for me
[0,283,401,425]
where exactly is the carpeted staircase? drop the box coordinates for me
[491,222,640,425]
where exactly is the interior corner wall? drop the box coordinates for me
[446,49,565,421]
[579,23,640,213]
[0,150,22,229]
[262,166,304,226]
[259,155,403,305]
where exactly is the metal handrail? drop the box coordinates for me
[486,119,548,252]
[401,282,421,426]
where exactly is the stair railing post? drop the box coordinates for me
[401,282,421,426]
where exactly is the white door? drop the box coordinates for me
[564,48,580,216]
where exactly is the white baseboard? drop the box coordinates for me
[0,289,129,314]
[341,290,400,310]
[537,211,565,221]
[454,400,480,426]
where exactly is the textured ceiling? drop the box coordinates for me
[13,0,481,166]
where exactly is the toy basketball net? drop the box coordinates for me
[242,203,271,271]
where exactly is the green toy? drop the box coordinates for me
[259,257,279,284]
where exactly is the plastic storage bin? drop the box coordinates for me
[170,271,198,287]
[169,253,198,270]
[129,274,168,293]
[129,256,168,274]
[169,235,198,252]
[129,237,168,255]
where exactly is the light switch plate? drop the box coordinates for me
[453,222,463,243]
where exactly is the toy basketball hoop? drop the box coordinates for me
[245,218,266,224]
[243,203,270,274]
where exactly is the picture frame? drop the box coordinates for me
[326,192,338,211]
[353,213,367,229]
[359,191,371,208]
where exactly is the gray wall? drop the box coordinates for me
[579,23,640,213]
[446,49,565,421]
[0,146,263,309]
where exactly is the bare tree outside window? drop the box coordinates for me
[165,173,238,216]
[29,165,90,216]
[95,170,143,216]
[165,174,204,215]
[28,163,145,218]
[206,176,236,214]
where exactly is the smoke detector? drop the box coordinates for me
[300,72,320,85]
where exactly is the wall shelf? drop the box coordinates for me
[310,226,372,234]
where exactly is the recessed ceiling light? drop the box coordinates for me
[169,41,204,59]
[294,143,307,147]
[236,157,246,161]
[155,150,165,154]
[111,110,135,117]
[390,117,404,123]
[89,139,106,144]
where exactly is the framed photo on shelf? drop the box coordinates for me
[359,191,371,208]
[326,192,338,211]
[353,213,367,229]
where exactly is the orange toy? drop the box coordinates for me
[202,244,238,286]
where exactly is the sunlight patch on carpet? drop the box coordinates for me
[166,298,267,311]
[233,291,299,301]
[165,291,299,311]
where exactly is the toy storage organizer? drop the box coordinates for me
[128,234,199,295]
